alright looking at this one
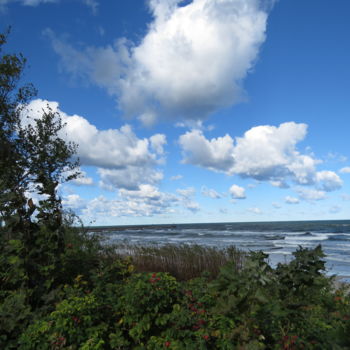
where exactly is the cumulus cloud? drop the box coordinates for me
[229,184,246,199]
[45,0,270,124]
[179,129,235,172]
[201,186,221,199]
[180,122,342,193]
[285,196,299,204]
[23,99,166,190]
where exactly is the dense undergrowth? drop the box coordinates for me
[1,229,350,349]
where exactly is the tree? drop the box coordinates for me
[0,30,80,307]
[0,29,79,244]
[0,28,37,238]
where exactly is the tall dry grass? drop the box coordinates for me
[113,243,246,280]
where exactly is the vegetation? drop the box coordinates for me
[113,243,245,280]
[1,30,350,349]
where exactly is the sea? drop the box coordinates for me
[90,220,350,281]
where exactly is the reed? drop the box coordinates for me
[113,243,246,280]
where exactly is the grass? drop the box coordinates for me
[113,243,246,280]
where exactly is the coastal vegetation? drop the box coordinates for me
[1,30,350,349]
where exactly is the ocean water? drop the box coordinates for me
[91,220,350,279]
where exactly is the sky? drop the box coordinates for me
[2,0,350,225]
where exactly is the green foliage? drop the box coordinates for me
[0,289,32,350]
[2,235,350,349]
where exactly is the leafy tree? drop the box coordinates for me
[0,29,79,244]
[0,29,80,314]
[0,28,37,238]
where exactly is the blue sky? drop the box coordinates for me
[2,0,350,225]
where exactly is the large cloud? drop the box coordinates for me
[45,0,270,124]
[23,99,166,190]
[179,122,343,192]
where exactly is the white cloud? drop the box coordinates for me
[285,196,299,204]
[229,184,246,199]
[81,184,201,219]
[296,188,326,201]
[179,129,235,172]
[201,186,221,199]
[179,122,343,193]
[232,122,316,184]
[23,99,166,190]
[98,168,163,191]
[315,170,342,192]
[340,167,350,174]
[83,186,179,218]
[45,0,270,124]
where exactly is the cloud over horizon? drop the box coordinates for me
[179,122,343,193]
